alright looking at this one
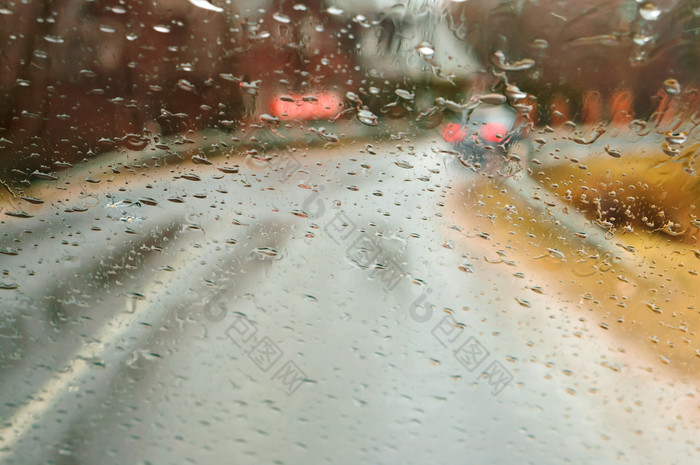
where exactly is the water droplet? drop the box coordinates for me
[353,14,370,28]
[458,262,474,273]
[633,33,653,45]
[153,25,171,33]
[639,3,661,21]
[121,133,149,150]
[505,85,527,100]
[662,142,680,157]
[531,38,549,49]
[138,197,158,206]
[217,165,239,174]
[250,247,280,260]
[394,160,413,169]
[178,79,195,92]
[645,302,663,314]
[30,170,58,180]
[604,145,621,158]
[188,0,223,13]
[357,109,378,126]
[190,155,211,165]
[547,248,565,259]
[326,6,343,16]
[395,89,415,100]
[273,12,290,23]
[308,127,338,142]
[416,41,435,58]
[20,196,44,204]
[240,80,262,95]
[663,78,681,95]
[478,93,507,105]
[492,51,535,71]
[665,131,686,145]
[5,211,33,218]
[260,114,280,125]
[44,35,65,44]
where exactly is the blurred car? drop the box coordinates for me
[442,102,529,170]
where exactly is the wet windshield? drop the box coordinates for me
[1,1,699,463]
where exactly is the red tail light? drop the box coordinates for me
[443,123,466,142]
[479,121,509,143]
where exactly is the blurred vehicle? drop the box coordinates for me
[442,101,530,170]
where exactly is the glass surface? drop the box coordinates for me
[1,1,699,463]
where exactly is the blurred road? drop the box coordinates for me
[0,131,698,464]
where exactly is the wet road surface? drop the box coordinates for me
[1,132,698,464]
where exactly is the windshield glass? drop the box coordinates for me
[1,1,699,464]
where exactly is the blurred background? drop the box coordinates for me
[3,0,700,173]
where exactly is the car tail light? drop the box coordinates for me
[442,122,466,143]
[479,121,509,143]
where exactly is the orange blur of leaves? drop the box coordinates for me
[581,90,602,126]
[609,89,634,125]
[651,90,679,128]
[651,87,700,131]
[270,92,343,120]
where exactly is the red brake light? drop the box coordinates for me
[443,123,466,143]
[480,122,509,143]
